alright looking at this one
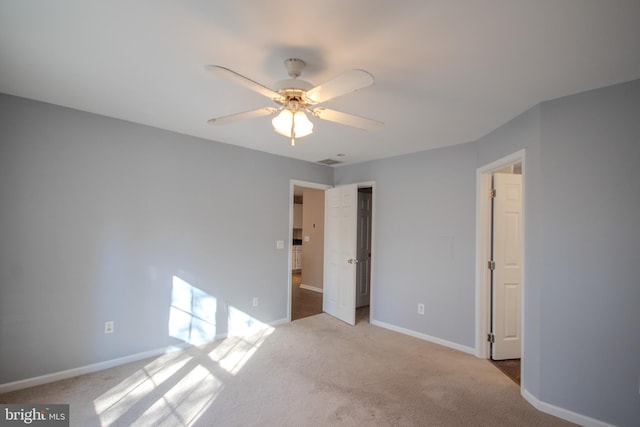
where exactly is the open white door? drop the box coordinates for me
[491,173,523,360]
[323,184,358,325]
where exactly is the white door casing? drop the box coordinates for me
[323,185,358,325]
[491,173,523,360]
[356,190,372,308]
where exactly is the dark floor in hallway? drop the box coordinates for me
[291,272,323,320]
[490,358,521,385]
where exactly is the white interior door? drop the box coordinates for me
[323,185,357,325]
[356,190,372,308]
[492,173,522,360]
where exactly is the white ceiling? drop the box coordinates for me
[1,1,639,166]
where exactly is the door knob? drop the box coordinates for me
[347,258,359,264]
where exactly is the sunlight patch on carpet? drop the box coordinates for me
[211,306,274,375]
[130,364,223,426]
[93,295,274,425]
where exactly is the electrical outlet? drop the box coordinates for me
[418,303,425,315]
[253,297,259,307]
[104,321,114,334]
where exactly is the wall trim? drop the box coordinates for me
[0,341,191,394]
[300,284,323,293]
[269,317,289,327]
[370,319,475,355]
[370,315,614,426]
[0,317,288,394]
[521,389,616,427]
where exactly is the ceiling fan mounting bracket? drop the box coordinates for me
[284,58,306,78]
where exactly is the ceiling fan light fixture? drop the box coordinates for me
[272,109,313,145]
[207,59,381,146]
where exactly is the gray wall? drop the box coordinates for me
[0,94,332,383]
[476,105,542,397]
[2,78,639,425]
[537,80,640,426]
[336,80,640,426]
[335,142,478,348]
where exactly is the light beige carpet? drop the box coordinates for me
[0,311,575,426]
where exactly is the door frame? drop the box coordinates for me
[287,179,375,323]
[475,150,526,369]
[288,180,332,322]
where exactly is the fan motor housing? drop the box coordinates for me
[273,78,314,92]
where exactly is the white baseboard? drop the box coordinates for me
[0,342,193,394]
[370,319,475,355]
[521,389,616,427]
[270,317,290,326]
[371,319,617,426]
[299,284,323,293]
[0,320,619,427]
[0,317,288,394]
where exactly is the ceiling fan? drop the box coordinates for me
[206,58,383,146]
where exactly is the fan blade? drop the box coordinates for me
[305,70,374,104]
[208,107,277,125]
[205,65,284,102]
[312,107,383,131]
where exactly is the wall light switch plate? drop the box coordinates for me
[418,304,425,315]
[276,240,284,249]
[304,236,310,242]
[105,321,114,334]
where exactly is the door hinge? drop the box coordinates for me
[489,188,496,198]
[487,333,495,343]
[487,260,495,270]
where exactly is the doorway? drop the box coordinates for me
[475,150,525,387]
[288,180,375,325]
[290,184,326,321]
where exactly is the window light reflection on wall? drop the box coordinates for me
[168,276,217,345]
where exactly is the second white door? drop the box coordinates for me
[323,184,358,325]
[492,173,523,360]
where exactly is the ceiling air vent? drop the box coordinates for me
[316,158,342,166]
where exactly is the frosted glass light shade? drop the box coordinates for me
[272,109,313,138]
